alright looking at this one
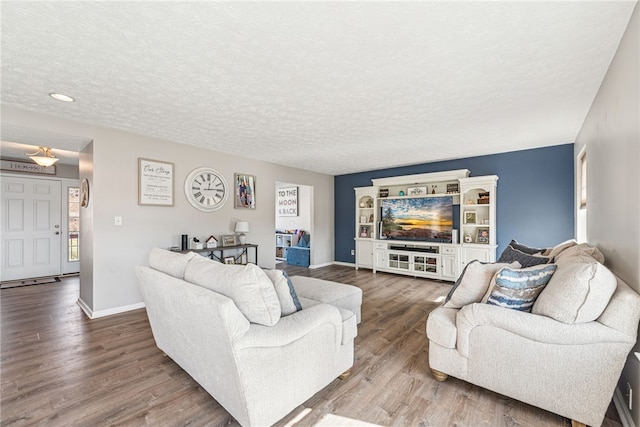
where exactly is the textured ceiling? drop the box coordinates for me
[1,1,635,175]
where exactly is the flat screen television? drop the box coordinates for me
[381,196,453,242]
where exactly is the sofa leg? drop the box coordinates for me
[431,369,448,382]
[339,368,352,380]
[570,421,586,427]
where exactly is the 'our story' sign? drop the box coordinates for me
[277,187,298,216]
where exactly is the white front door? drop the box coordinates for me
[1,176,62,281]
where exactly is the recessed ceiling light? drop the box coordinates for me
[49,93,75,102]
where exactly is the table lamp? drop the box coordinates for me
[235,221,249,245]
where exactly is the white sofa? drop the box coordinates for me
[136,248,362,427]
[426,241,640,427]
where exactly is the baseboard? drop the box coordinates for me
[613,386,636,427]
[332,261,355,268]
[77,298,145,319]
[309,261,336,269]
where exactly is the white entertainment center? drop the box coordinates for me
[354,169,498,282]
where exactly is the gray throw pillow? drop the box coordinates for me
[497,245,551,268]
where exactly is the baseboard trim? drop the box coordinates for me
[77,298,145,319]
[613,386,636,427]
[310,262,335,269]
[332,261,355,268]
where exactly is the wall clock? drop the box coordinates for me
[184,167,229,212]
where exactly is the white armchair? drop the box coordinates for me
[427,243,640,427]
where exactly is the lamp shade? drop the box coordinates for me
[234,221,250,233]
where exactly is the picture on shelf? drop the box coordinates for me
[360,226,370,238]
[224,257,236,264]
[222,235,236,246]
[407,186,427,195]
[476,228,490,244]
[464,211,477,224]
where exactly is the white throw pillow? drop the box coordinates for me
[263,269,302,316]
[553,243,605,264]
[532,261,617,324]
[546,239,577,259]
[443,260,521,309]
[184,256,281,326]
[148,247,196,279]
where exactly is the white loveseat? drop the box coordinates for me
[426,241,640,427]
[136,248,362,427]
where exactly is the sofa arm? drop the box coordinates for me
[456,303,631,358]
[234,303,343,350]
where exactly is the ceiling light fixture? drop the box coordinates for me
[49,92,75,102]
[26,146,59,167]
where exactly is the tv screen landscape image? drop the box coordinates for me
[381,196,453,242]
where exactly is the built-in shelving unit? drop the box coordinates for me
[353,169,498,281]
[275,233,298,261]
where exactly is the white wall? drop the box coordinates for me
[2,105,335,315]
[575,4,639,425]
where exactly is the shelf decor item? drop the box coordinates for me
[464,211,477,224]
[138,158,174,206]
[407,186,427,195]
[446,183,459,194]
[379,188,389,197]
[476,228,490,244]
[234,173,256,209]
[222,235,236,247]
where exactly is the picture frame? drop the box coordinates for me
[222,235,237,247]
[223,256,236,264]
[476,228,490,244]
[138,158,174,206]
[407,186,427,196]
[234,173,256,209]
[360,225,370,238]
[464,211,477,224]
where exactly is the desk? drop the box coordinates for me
[179,244,258,265]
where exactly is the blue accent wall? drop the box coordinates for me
[334,144,575,263]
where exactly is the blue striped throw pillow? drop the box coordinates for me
[486,264,557,312]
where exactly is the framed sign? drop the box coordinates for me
[277,186,298,217]
[138,158,174,206]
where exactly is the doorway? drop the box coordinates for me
[275,182,313,266]
[1,174,80,282]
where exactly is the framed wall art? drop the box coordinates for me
[138,158,174,206]
[235,173,256,209]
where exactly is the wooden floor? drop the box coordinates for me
[1,264,621,427]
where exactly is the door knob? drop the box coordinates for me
[54,224,60,228]
[55,231,60,235]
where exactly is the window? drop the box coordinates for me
[576,147,587,243]
[579,150,587,209]
[68,187,80,261]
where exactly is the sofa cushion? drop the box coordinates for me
[532,261,617,324]
[263,269,302,316]
[484,264,557,312]
[185,256,281,326]
[553,243,605,265]
[509,240,547,255]
[497,245,551,268]
[443,260,521,308]
[290,276,363,323]
[149,248,196,279]
[545,239,578,259]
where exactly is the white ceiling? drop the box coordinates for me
[1,1,636,175]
